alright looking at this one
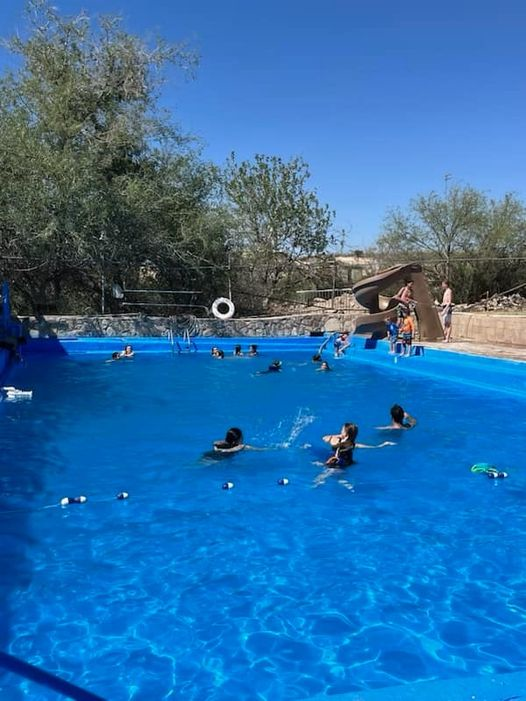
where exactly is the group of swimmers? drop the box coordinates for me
[211,344,258,359]
[211,404,416,473]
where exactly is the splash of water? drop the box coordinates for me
[281,408,316,448]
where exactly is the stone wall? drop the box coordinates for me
[22,311,526,347]
[24,312,358,339]
[453,312,526,346]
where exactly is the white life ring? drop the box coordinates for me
[212,297,235,320]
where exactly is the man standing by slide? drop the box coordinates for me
[440,280,453,342]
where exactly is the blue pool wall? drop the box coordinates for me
[0,349,9,379]
[19,334,526,400]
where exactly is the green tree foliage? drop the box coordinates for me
[224,153,334,310]
[375,185,526,302]
[0,0,228,314]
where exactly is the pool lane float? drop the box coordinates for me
[60,495,87,506]
[471,463,508,479]
[60,492,129,506]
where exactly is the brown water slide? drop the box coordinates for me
[352,263,444,341]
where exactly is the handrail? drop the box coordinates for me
[0,651,105,701]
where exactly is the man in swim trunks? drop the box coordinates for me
[440,280,453,342]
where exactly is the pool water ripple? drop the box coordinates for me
[1,352,526,699]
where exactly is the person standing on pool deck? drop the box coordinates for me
[399,312,414,356]
[385,317,399,353]
[440,280,453,343]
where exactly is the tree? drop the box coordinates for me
[0,0,227,314]
[375,185,526,302]
[224,153,334,310]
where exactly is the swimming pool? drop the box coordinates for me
[1,339,526,700]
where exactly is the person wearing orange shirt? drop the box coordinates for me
[399,313,414,356]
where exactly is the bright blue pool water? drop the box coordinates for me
[1,341,526,700]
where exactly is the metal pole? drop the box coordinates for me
[101,264,105,315]
[444,173,451,197]
[331,257,337,306]
[227,250,232,301]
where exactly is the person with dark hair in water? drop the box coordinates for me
[377,404,417,430]
[213,427,245,453]
[317,361,331,371]
[257,360,282,375]
[312,354,322,363]
[211,347,225,359]
[233,345,243,356]
[120,344,134,358]
[323,423,358,466]
[322,423,394,467]
[248,344,258,357]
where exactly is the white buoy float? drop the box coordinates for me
[60,496,87,506]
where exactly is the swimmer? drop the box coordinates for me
[248,344,258,357]
[233,344,243,356]
[377,404,417,430]
[213,427,245,453]
[120,344,134,358]
[106,351,122,363]
[323,423,358,466]
[323,423,395,464]
[211,347,224,359]
[334,333,350,357]
[312,354,322,363]
[256,360,282,375]
[317,361,331,372]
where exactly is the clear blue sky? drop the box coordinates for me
[1,0,525,247]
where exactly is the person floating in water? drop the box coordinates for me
[248,344,258,356]
[233,344,243,356]
[213,427,245,453]
[317,361,331,371]
[334,333,350,357]
[120,344,134,358]
[377,404,417,430]
[211,347,225,359]
[257,360,282,375]
[106,351,122,363]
